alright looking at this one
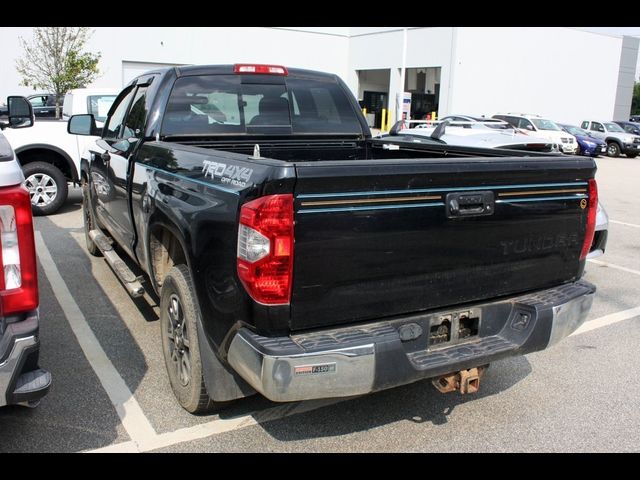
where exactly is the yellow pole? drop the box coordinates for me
[362,107,367,116]
[381,109,387,132]
[432,111,437,121]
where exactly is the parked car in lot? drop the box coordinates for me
[70,63,597,414]
[588,201,608,259]
[580,120,640,158]
[387,118,561,152]
[438,115,513,130]
[0,93,60,118]
[0,97,51,408]
[558,124,607,157]
[629,115,640,122]
[613,120,640,136]
[2,88,118,215]
[492,113,577,154]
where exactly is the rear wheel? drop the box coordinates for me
[606,142,621,157]
[160,265,217,414]
[82,181,101,257]
[22,162,68,216]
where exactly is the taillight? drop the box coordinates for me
[0,185,38,315]
[579,179,598,261]
[237,194,294,305]
[233,64,288,76]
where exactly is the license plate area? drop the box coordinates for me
[428,308,481,349]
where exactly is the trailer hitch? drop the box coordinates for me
[431,366,488,394]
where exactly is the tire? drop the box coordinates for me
[82,181,101,257]
[22,161,68,216]
[626,153,638,158]
[606,142,621,158]
[160,265,216,414]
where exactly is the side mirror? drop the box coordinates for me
[525,124,534,131]
[68,114,102,136]
[7,96,34,128]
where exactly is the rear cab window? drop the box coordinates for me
[161,73,363,136]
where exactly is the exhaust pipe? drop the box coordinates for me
[432,366,488,394]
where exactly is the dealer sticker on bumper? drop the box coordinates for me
[294,363,337,375]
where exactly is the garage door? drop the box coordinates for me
[122,61,186,86]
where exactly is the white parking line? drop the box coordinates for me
[587,259,640,277]
[610,220,640,228]
[35,232,157,447]
[86,397,349,453]
[570,305,640,337]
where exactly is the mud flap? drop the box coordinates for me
[196,318,256,402]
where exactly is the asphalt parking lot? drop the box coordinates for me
[1,155,639,453]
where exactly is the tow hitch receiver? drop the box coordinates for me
[432,366,487,394]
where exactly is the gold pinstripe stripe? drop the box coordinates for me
[300,195,442,207]
[498,188,586,197]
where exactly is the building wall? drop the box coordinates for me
[449,27,629,125]
[0,27,350,99]
[0,27,636,125]
[348,28,454,124]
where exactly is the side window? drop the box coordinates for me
[87,95,118,123]
[29,96,45,108]
[581,121,589,129]
[591,122,603,132]
[103,88,136,139]
[122,87,148,139]
[518,118,534,130]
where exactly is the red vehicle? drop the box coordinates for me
[0,97,51,408]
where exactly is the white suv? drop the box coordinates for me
[493,113,578,154]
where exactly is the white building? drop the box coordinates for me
[0,27,637,127]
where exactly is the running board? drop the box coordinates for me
[89,229,145,298]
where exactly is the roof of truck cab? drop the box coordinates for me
[170,64,338,80]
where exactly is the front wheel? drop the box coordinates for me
[606,142,621,158]
[22,161,68,216]
[160,265,217,414]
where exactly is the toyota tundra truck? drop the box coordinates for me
[69,64,598,413]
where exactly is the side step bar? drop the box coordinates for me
[89,229,145,298]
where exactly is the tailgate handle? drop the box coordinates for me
[446,191,494,218]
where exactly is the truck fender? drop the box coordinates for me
[147,212,254,401]
[605,137,622,147]
[15,144,79,183]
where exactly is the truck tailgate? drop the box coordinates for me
[290,156,596,331]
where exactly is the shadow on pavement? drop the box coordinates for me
[251,355,532,441]
[0,214,148,452]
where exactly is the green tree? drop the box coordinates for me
[632,81,640,116]
[16,27,101,119]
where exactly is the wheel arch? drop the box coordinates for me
[15,144,79,183]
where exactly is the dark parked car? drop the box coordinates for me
[614,120,640,136]
[629,115,640,122]
[0,94,59,118]
[558,123,607,157]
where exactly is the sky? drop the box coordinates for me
[580,27,640,79]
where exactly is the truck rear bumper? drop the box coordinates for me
[227,280,595,402]
[0,311,51,407]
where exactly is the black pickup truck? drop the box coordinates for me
[69,64,598,413]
